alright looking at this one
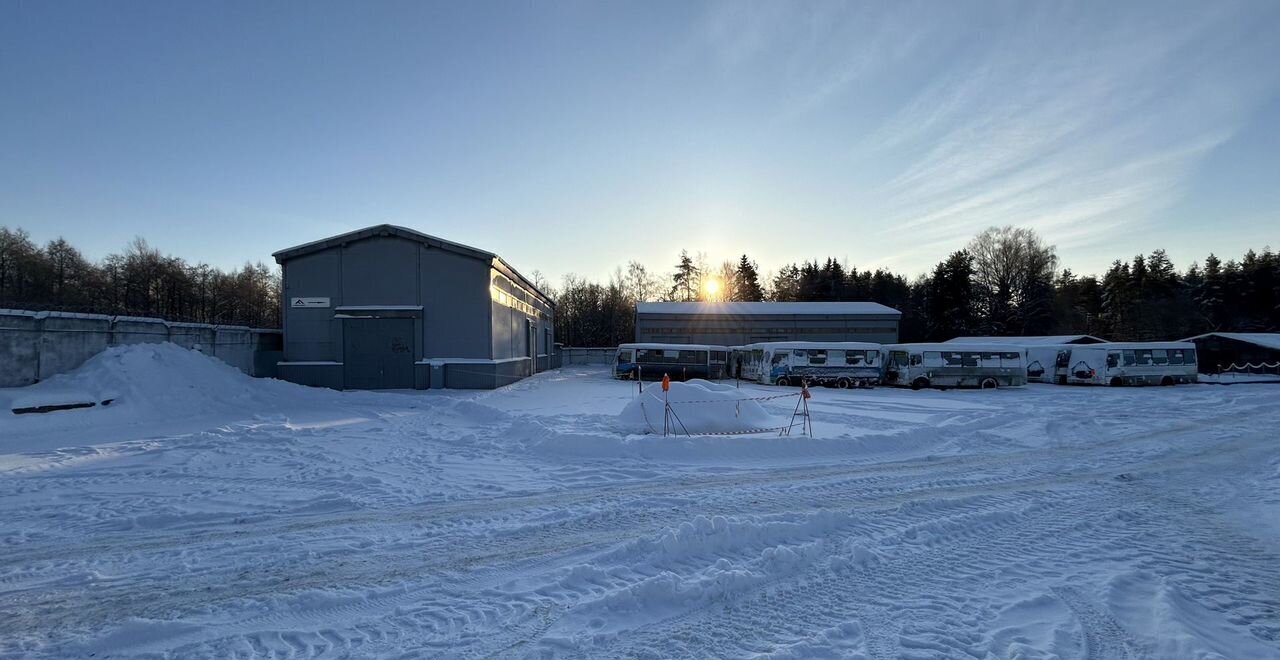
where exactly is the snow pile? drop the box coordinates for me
[2,343,332,430]
[617,379,783,435]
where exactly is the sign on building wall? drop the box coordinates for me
[291,297,331,308]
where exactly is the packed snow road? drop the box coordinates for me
[1,345,1279,659]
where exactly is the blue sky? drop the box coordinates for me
[3,1,1279,285]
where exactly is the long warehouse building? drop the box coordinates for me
[634,301,901,346]
[273,224,555,390]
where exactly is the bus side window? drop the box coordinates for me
[1123,350,1136,366]
[923,351,943,367]
[618,350,633,364]
[1168,350,1184,365]
[1185,349,1197,365]
[891,351,909,367]
[1106,352,1119,369]
[962,352,979,367]
[771,352,787,366]
[1002,352,1021,367]
[909,353,923,367]
[1135,350,1153,365]
[845,351,864,366]
[1152,349,1169,365]
[809,350,827,365]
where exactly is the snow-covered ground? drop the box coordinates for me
[2,344,1279,659]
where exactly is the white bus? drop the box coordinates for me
[614,343,729,381]
[1060,342,1198,386]
[883,343,1027,390]
[1024,344,1079,384]
[743,341,884,388]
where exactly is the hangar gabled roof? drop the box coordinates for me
[272,224,553,305]
[636,302,900,316]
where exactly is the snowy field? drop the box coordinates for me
[2,345,1279,659]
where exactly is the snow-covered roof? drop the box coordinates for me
[887,342,1029,351]
[1092,341,1196,349]
[736,341,883,351]
[945,335,1107,345]
[636,302,900,317]
[618,343,729,351]
[1182,332,1280,351]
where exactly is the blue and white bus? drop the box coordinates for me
[743,341,884,388]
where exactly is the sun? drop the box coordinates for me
[703,278,721,300]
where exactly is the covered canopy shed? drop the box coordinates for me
[1181,333,1280,374]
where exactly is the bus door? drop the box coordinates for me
[1067,348,1107,384]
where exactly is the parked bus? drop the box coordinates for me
[614,343,729,381]
[1061,342,1198,386]
[728,345,759,381]
[742,341,884,388]
[883,343,1027,390]
[1024,344,1077,384]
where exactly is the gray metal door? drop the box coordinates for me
[343,318,414,390]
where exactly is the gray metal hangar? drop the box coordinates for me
[634,302,901,345]
[272,225,555,390]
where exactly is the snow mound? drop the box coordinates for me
[4,343,322,423]
[617,380,783,435]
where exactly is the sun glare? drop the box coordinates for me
[703,278,721,300]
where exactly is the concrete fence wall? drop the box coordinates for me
[0,309,282,388]
[559,346,618,366]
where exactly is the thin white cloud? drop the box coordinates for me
[851,2,1280,271]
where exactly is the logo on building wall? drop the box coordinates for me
[291,297,331,308]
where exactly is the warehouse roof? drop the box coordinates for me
[272,224,553,305]
[1182,332,1280,351]
[636,302,900,316]
[945,335,1108,345]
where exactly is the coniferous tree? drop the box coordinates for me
[925,250,975,340]
[734,255,765,302]
[769,264,801,301]
[668,250,699,302]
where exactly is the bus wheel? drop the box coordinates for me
[911,378,929,391]
[1161,376,1174,386]
[835,377,851,389]
[775,377,791,387]
[980,378,998,390]
[1110,377,1123,387]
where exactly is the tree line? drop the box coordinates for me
[551,225,1280,346]
[0,227,280,327]
[5,223,1275,343]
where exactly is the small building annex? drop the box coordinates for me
[634,302,900,346]
[273,225,554,390]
